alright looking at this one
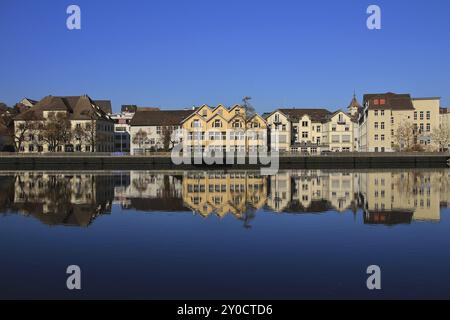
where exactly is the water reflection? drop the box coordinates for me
[0,170,449,227]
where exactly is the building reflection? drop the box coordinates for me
[2,172,114,227]
[0,170,449,227]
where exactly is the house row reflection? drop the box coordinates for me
[1,169,449,227]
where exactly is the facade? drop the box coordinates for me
[359,93,441,152]
[130,109,193,154]
[265,107,356,153]
[322,111,355,152]
[180,104,268,154]
[14,95,114,153]
[110,109,135,153]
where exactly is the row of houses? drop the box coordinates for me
[1,92,449,154]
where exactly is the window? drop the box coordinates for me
[375,134,379,141]
[76,145,82,152]
[426,111,430,120]
[282,124,286,131]
[420,112,424,120]
[275,114,280,122]
[374,110,378,116]
[302,121,308,127]
[381,110,385,116]
[420,123,424,132]
[381,134,385,141]
[316,137,321,144]
[317,126,321,132]
[374,122,379,129]
[232,121,242,128]
[381,122,385,130]
[342,135,351,143]
[192,120,201,128]
[332,135,340,143]
[332,125,337,132]
[213,119,222,128]
[391,117,394,124]
[302,132,308,139]
[426,123,431,132]
[414,112,417,120]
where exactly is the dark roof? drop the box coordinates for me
[94,100,112,114]
[363,92,414,110]
[278,108,331,122]
[348,94,362,110]
[130,110,194,126]
[14,95,112,121]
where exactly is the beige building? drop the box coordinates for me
[14,95,114,153]
[265,107,357,153]
[180,104,268,154]
[359,93,441,152]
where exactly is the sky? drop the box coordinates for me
[0,0,449,113]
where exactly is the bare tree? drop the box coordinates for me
[11,117,38,152]
[160,126,176,151]
[242,96,256,120]
[393,121,417,152]
[133,129,148,148]
[41,113,72,152]
[431,123,450,152]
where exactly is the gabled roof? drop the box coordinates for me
[94,100,112,114]
[206,112,229,123]
[14,95,112,121]
[130,110,193,126]
[278,108,331,122]
[363,92,414,110]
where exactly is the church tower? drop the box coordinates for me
[348,93,362,117]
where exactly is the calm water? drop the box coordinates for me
[1,169,450,299]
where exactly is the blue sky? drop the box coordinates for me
[1,0,449,113]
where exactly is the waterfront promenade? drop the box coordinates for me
[0,152,449,170]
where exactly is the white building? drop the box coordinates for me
[129,109,193,154]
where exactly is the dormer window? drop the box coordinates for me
[213,119,222,128]
[233,121,242,128]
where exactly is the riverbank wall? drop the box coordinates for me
[0,153,449,170]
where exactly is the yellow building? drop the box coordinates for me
[359,93,441,152]
[180,104,268,154]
